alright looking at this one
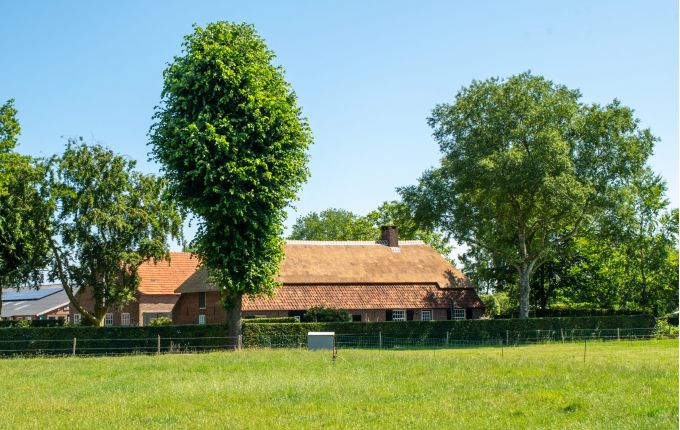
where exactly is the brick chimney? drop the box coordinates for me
[380,225,399,247]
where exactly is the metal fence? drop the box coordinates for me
[0,328,673,358]
[0,336,239,357]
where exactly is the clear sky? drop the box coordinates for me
[2,1,678,251]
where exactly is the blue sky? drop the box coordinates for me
[2,1,677,251]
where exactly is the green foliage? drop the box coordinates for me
[149,22,312,332]
[401,72,657,317]
[302,306,351,322]
[242,315,656,346]
[289,208,375,241]
[0,99,52,316]
[15,320,31,328]
[0,319,64,328]
[47,140,183,326]
[148,317,172,326]
[480,294,501,316]
[653,318,678,338]
[289,201,452,256]
[247,317,298,323]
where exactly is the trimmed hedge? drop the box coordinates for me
[244,317,299,324]
[242,315,656,347]
[0,324,230,356]
[0,320,65,328]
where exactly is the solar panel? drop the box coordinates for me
[2,288,61,301]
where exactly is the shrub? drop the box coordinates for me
[654,318,679,338]
[148,317,172,327]
[302,306,351,322]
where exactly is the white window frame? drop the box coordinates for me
[453,308,466,320]
[72,313,81,325]
[121,313,131,326]
[392,309,406,321]
[421,309,433,321]
[198,314,206,325]
[104,313,114,326]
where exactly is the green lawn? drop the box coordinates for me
[0,340,676,429]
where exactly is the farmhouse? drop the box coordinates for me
[70,227,484,325]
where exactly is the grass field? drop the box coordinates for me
[0,340,676,429]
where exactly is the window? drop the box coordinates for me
[392,309,406,321]
[198,292,206,309]
[72,314,81,325]
[104,313,114,326]
[352,314,362,322]
[421,310,433,321]
[198,314,206,325]
[453,308,466,320]
[121,313,131,326]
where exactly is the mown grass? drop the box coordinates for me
[0,340,676,429]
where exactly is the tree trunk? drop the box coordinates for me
[0,288,3,319]
[227,293,243,344]
[518,265,532,318]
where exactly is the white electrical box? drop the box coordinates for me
[308,331,335,350]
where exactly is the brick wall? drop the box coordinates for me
[174,292,226,325]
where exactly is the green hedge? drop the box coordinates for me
[0,320,65,328]
[0,324,230,356]
[244,317,299,323]
[242,315,656,347]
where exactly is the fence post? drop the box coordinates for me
[617,328,620,341]
[583,338,587,363]
[379,331,382,350]
[446,330,449,347]
[506,330,509,346]
[72,337,77,357]
[157,335,161,355]
[238,334,243,351]
[560,328,564,343]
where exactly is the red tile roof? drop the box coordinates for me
[138,252,200,295]
[242,284,483,310]
[140,242,481,311]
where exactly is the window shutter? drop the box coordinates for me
[466,308,473,319]
[407,310,414,321]
[446,309,452,320]
[386,310,393,321]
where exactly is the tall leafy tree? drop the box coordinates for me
[366,200,452,256]
[400,73,655,317]
[289,208,375,241]
[0,99,51,316]
[48,140,183,326]
[149,22,312,337]
[289,202,452,256]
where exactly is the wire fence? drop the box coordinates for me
[247,328,667,350]
[0,327,673,358]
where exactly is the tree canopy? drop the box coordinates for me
[289,208,375,241]
[0,99,52,316]
[289,201,452,256]
[48,140,183,326]
[400,72,657,317]
[149,22,312,336]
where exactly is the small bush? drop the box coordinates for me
[148,317,172,326]
[654,318,679,338]
[303,306,351,322]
